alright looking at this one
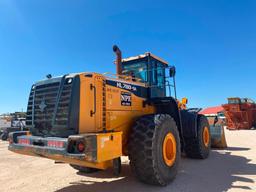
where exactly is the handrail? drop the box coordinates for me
[90,84,96,117]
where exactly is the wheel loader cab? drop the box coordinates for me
[121,53,168,98]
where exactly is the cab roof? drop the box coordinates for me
[122,52,168,65]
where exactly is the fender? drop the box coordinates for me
[180,108,204,139]
[146,97,184,147]
[146,99,204,148]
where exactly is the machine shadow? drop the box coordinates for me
[226,147,250,151]
[55,150,256,192]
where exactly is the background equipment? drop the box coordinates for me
[223,97,256,130]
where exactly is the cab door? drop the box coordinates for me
[150,59,166,97]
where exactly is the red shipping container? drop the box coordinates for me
[222,98,256,130]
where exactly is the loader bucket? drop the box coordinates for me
[210,125,227,149]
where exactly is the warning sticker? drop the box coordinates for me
[121,92,131,106]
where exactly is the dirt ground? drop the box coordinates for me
[0,129,256,192]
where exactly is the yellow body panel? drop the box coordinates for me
[79,73,155,155]
[79,74,96,132]
[96,132,122,162]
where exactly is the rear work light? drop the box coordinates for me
[18,138,30,145]
[77,141,85,153]
[47,140,64,148]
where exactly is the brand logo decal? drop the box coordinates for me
[39,99,47,112]
[121,92,131,106]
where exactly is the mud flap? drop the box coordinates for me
[210,125,227,149]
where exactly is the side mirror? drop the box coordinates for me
[169,66,176,77]
[214,116,218,126]
[181,97,188,105]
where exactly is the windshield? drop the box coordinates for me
[122,60,148,82]
[228,99,240,104]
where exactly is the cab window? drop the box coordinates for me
[122,60,148,82]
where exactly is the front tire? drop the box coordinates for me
[128,114,181,186]
[184,115,211,159]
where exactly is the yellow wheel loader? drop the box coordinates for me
[9,45,211,186]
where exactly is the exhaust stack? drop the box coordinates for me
[113,45,122,76]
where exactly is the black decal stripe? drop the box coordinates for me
[106,80,148,98]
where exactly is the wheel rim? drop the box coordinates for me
[203,126,210,147]
[162,133,176,167]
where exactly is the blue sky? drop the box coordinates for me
[0,0,255,113]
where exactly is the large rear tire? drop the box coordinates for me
[128,114,180,186]
[184,115,211,159]
[70,164,99,173]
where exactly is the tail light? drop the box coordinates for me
[18,138,30,145]
[47,140,64,148]
[77,141,85,152]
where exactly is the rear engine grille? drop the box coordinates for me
[26,78,73,135]
[55,83,72,127]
